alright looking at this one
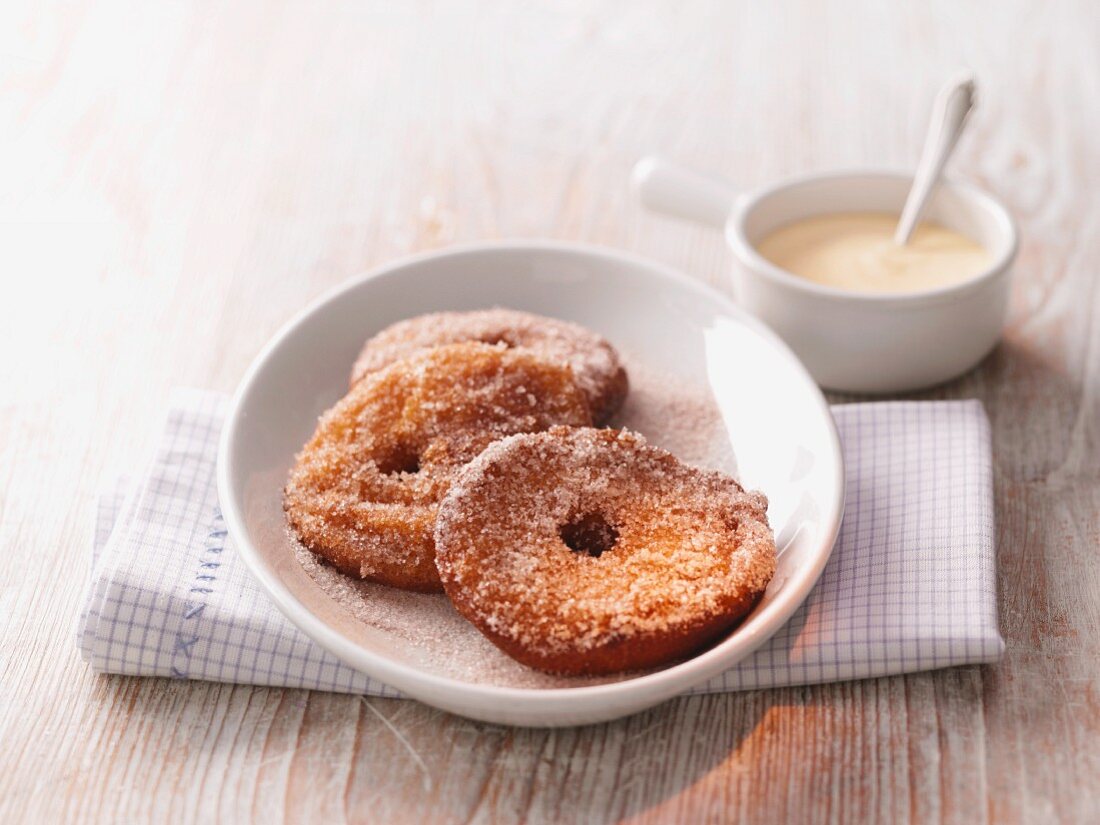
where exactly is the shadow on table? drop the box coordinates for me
[417,690,776,823]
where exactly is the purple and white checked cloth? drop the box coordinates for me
[78,389,1003,696]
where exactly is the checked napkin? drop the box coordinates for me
[79,389,1004,696]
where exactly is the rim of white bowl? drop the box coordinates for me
[217,240,845,709]
[727,168,1019,306]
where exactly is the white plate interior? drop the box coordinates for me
[218,242,844,726]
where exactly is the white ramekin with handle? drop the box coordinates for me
[632,158,1018,394]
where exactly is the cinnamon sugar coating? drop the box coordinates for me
[350,308,628,423]
[285,343,591,592]
[435,427,777,675]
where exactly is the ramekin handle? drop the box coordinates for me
[631,156,738,229]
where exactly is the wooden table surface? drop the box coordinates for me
[3,2,1098,822]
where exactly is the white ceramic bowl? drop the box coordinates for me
[217,242,844,727]
[633,159,1019,394]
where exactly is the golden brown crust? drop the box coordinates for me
[285,343,591,592]
[350,308,628,423]
[435,427,777,675]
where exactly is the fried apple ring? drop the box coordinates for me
[435,426,776,674]
[350,309,628,423]
[285,343,591,591]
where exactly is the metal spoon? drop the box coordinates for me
[894,74,977,245]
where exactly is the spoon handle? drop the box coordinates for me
[894,74,977,245]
